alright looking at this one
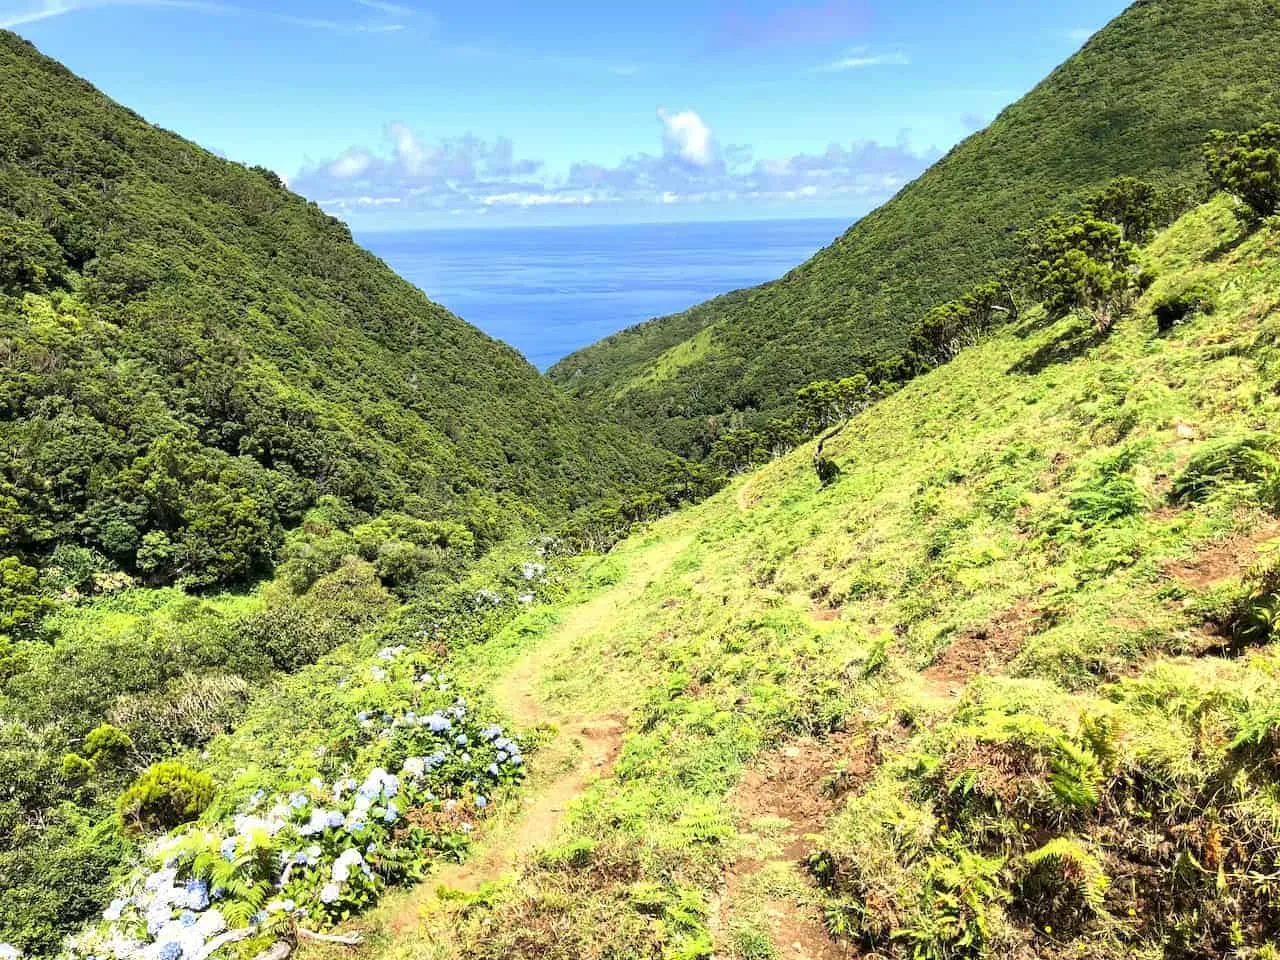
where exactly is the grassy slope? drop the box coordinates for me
[548,0,1280,457]
[336,195,1280,958]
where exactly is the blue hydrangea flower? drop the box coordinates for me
[158,943,182,960]
[486,763,500,777]
[184,880,210,912]
[382,801,399,824]
[179,911,198,928]
[220,838,237,862]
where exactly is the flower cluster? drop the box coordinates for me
[66,648,524,960]
[472,588,503,608]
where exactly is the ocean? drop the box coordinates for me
[359,218,849,371]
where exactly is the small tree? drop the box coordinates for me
[1085,176,1162,243]
[1024,216,1139,331]
[0,556,52,640]
[1204,124,1280,222]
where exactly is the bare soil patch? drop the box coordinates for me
[1165,520,1280,591]
[921,601,1039,696]
[713,733,875,959]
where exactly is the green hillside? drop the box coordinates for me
[335,193,1280,959]
[23,186,1280,960]
[0,31,671,953]
[548,0,1280,458]
[0,30,662,590]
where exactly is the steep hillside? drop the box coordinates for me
[0,31,662,589]
[549,0,1280,457]
[296,194,1280,959]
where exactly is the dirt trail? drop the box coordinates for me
[379,539,688,943]
[1165,519,1280,590]
[711,734,872,960]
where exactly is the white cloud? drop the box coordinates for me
[816,50,910,72]
[293,113,940,219]
[353,0,414,15]
[328,149,374,179]
[658,108,716,168]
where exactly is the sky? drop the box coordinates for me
[3,0,1132,230]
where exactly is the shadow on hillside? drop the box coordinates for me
[1007,317,1105,375]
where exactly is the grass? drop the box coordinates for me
[319,193,1280,959]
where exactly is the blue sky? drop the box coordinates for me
[4,0,1130,229]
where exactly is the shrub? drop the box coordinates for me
[109,673,250,756]
[0,556,52,639]
[1023,216,1140,331]
[0,212,68,294]
[1017,837,1110,933]
[1085,176,1162,243]
[60,752,93,786]
[41,545,116,596]
[1153,282,1217,333]
[1204,124,1280,221]
[83,723,134,766]
[117,760,215,832]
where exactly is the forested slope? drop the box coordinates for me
[549,0,1280,457]
[0,30,662,589]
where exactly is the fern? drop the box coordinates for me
[1023,836,1111,917]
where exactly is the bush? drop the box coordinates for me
[60,752,93,785]
[41,545,116,596]
[108,673,250,757]
[0,556,52,639]
[1017,837,1110,933]
[1204,124,1280,221]
[1153,282,1217,333]
[117,760,215,832]
[1023,216,1140,331]
[82,723,134,766]
[1085,176,1162,243]
[0,212,68,295]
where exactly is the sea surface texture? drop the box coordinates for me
[362,218,847,370]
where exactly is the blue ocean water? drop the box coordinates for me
[360,218,849,371]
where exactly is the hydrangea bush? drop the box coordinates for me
[64,646,525,960]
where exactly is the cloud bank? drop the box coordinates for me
[294,109,940,219]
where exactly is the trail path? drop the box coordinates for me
[376,537,690,946]
[711,733,873,960]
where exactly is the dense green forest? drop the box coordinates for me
[0,29,667,593]
[548,0,1280,458]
